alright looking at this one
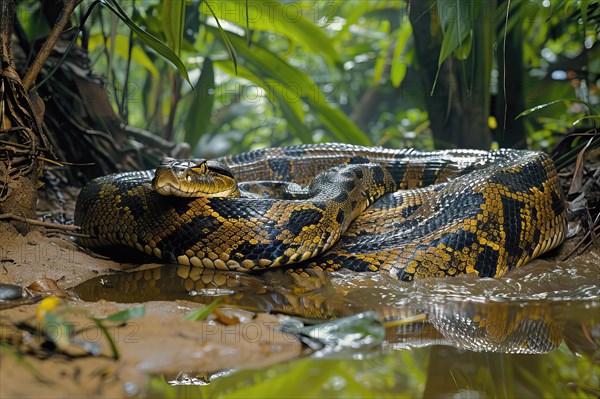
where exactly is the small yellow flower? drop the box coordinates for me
[36,296,62,321]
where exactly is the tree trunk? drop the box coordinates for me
[494,1,527,149]
[408,0,493,150]
[0,0,52,223]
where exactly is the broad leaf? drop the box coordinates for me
[214,60,312,142]
[99,0,193,87]
[185,58,215,146]
[88,33,159,79]
[203,1,239,74]
[209,27,370,145]
[162,0,185,57]
[436,0,480,67]
[391,23,412,88]
[202,0,341,65]
[373,20,391,83]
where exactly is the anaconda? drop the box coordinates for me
[74,143,567,281]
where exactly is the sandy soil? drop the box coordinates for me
[0,222,302,398]
[1,160,597,398]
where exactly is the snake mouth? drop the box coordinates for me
[154,182,238,197]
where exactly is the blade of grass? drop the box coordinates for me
[91,317,121,360]
[516,98,592,118]
[203,1,238,75]
[182,299,222,321]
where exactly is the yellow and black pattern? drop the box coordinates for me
[75,143,567,281]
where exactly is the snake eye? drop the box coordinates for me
[190,161,208,175]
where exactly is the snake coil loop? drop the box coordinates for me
[75,143,567,281]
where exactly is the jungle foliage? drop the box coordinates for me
[0,2,598,397]
[15,0,598,159]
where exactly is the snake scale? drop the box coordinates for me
[75,143,567,281]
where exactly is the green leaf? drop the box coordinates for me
[203,1,238,74]
[391,23,412,88]
[44,312,73,343]
[272,90,313,143]
[298,311,385,351]
[99,0,193,88]
[214,61,312,142]
[202,0,341,65]
[104,305,146,322]
[572,115,600,126]
[373,20,391,83]
[162,0,185,57]
[210,27,370,145]
[580,0,589,35]
[453,31,472,61]
[185,58,215,146]
[435,0,480,90]
[516,98,592,119]
[92,318,120,360]
[88,33,159,79]
[182,299,222,321]
[17,3,50,42]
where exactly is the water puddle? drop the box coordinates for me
[72,254,600,396]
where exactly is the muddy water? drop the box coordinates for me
[73,254,600,397]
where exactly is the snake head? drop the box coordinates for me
[152,158,240,198]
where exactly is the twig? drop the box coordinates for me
[22,0,79,91]
[562,220,600,261]
[46,230,89,238]
[0,213,79,231]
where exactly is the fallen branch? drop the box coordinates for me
[0,213,79,231]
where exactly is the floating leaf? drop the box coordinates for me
[104,305,146,322]
[298,311,385,352]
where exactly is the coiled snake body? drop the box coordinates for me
[75,143,567,281]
